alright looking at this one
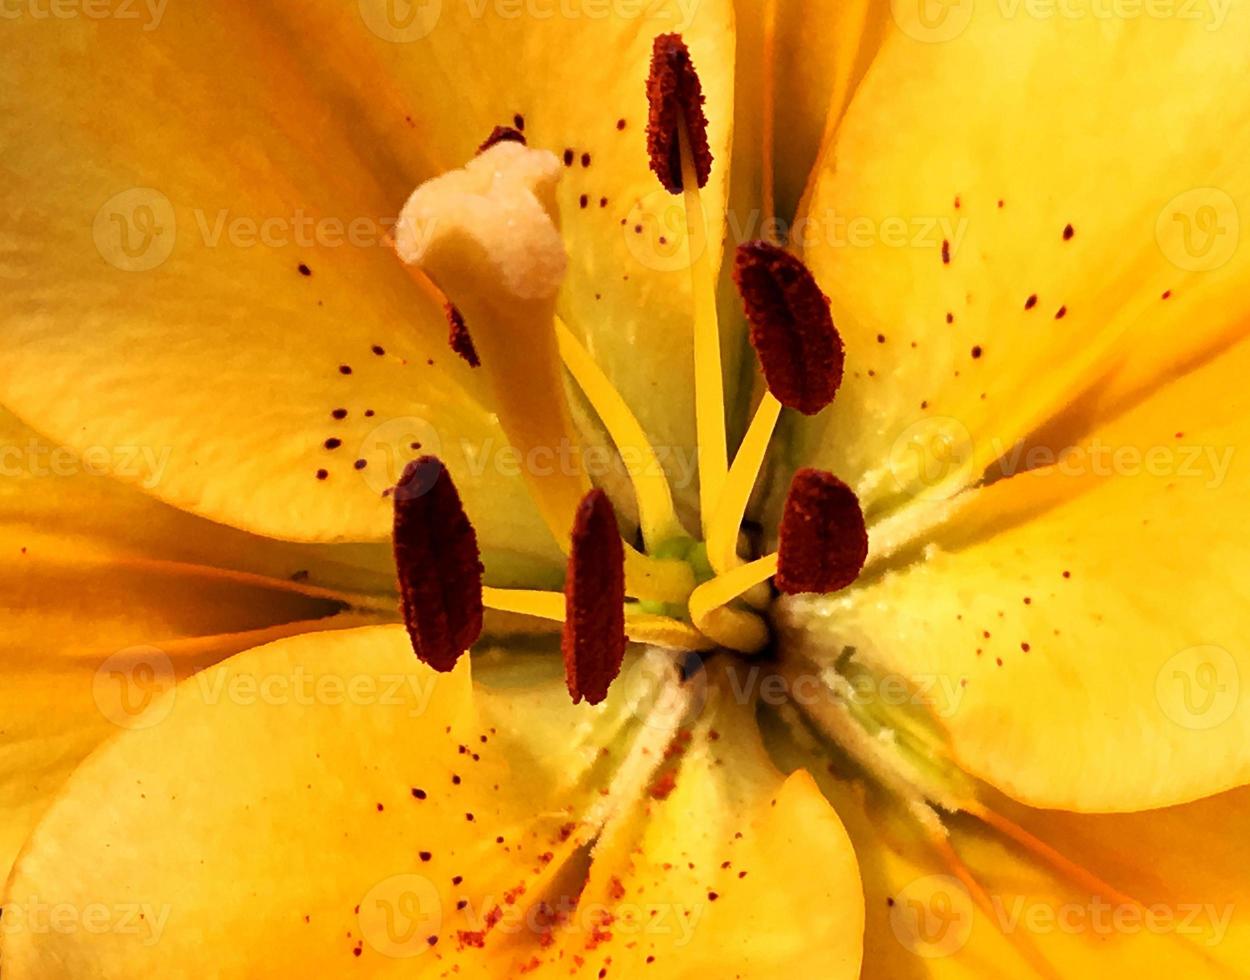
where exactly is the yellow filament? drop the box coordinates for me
[706,391,782,575]
[481,587,566,622]
[687,554,777,653]
[625,609,717,652]
[624,545,696,604]
[555,318,685,549]
[678,118,728,538]
[481,587,709,651]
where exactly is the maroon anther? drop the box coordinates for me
[776,469,868,595]
[478,125,527,154]
[645,33,713,194]
[562,489,627,705]
[734,241,844,415]
[445,303,480,368]
[393,457,485,671]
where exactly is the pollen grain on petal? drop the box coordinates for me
[445,303,481,368]
[776,469,867,595]
[734,241,844,415]
[478,125,527,154]
[562,489,627,705]
[393,457,485,671]
[645,33,712,194]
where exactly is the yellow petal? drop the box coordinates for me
[787,4,1250,518]
[766,712,1250,979]
[781,334,1250,811]
[0,406,382,880]
[0,627,694,976]
[733,0,892,220]
[515,663,865,977]
[0,6,559,569]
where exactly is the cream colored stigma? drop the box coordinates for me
[394,142,773,654]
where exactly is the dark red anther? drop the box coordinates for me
[478,125,527,154]
[445,303,480,368]
[393,457,485,671]
[562,489,627,706]
[734,241,844,415]
[776,469,867,595]
[645,33,712,194]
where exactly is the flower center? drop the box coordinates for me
[388,34,867,705]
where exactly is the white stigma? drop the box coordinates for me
[395,141,567,304]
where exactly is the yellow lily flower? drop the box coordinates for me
[3,1,1250,977]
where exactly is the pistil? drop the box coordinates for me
[395,141,691,604]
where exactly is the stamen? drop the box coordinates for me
[708,243,844,573]
[478,125,527,154]
[776,469,867,595]
[646,34,726,537]
[563,489,628,705]
[645,33,712,193]
[392,457,484,671]
[734,241,844,415]
[445,303,480,368]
